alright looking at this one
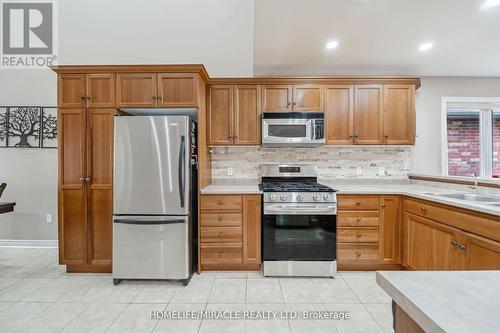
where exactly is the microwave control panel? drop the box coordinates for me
[314,120,324,139]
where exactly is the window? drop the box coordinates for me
[443,100,500,179]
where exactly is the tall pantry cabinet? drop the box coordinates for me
[57,74,115,272]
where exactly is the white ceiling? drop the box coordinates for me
[253,0,500,76]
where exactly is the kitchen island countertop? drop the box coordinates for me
[376,270,500,333]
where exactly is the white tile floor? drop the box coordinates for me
[0,248,394,333]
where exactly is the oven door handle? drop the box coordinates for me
[264,204,337,215]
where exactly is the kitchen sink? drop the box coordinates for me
[427,193,500,203]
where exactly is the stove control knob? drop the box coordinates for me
[323,193,331,201]
[280,194,288,201]
[313,193,321,201]
[296,194,304,201]
[269,194,277,201]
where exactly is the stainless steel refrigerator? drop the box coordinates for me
[112,115,197,286]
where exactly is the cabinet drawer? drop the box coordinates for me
[200,243,242,264]
[201,227,242,243]
[201,213,242,227]
[338,195,379,210]
[337,211,379,227]
[338,243,379,262]
[337,228,379,243]
[201,195,242,211]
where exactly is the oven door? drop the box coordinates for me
[263,204,336,261]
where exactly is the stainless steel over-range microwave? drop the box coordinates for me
[261,112,325,147]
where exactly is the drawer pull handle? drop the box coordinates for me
[451,240,459,247]
[218,250,224,257]
[218,232,224,239]
[356,251,362,257]
[218,200,223,205]
[356,233,362,238]
[218,216,223,222]
[420,206,427,211]
[356,201,361,205]
[356,218,362,222]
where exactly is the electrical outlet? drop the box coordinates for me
[227,167,233,176]
[46,214,53,224]
[379,167,385,176]
[356,166,363,175]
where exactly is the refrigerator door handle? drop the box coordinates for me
[113,217,185,225]
[178,135,186,208]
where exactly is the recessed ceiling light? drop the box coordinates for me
[418,42,434,52]
[481,0,500,9]
[326,41,339,50]
[351,0,374,3]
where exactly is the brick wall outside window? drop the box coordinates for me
[493,114,500,177]
[447,117,480,176]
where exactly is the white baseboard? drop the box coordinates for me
[0,239,58,248]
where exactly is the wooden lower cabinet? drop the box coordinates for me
[379,196,401,265]
[464,233,500,270]
[200,194,261,270]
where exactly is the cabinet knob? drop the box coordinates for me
[355,201,361,205]
[356,233,362,238]
[256,200,261,205]
[356,251,362,257]
[152,96,157,100]
[218,216,223,222]
[218,232,224,239]
[79,177,84,182]
[458,244,467,250]
[80,96,86,100]
[85,178,91,182]
[218,200,223,205]
[218,250,224,257]
[292,102,297,106]
[420,206,427,212]
[451,240,459,246]
[287,102,291,106]
[381,202,386,207]
[356,218,362,222]
[354,134,359,138]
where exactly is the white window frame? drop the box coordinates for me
[441,97,500,178]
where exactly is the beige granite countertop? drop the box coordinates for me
[377,270,500,333]
[201,182,500,216]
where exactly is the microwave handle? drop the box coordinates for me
[311,120,316,140]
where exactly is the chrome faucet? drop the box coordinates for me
[469,172,478,194]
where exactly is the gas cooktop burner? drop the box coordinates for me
[261,182,334,193]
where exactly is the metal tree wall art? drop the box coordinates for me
[0,106,57,148]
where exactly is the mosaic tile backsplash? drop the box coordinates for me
[211,146,412,180]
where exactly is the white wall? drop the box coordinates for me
[0,0,254,240]
[413,77,500,175]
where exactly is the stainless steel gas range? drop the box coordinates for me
[261,164,337,277]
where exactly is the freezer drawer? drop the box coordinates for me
[112,216,191,280]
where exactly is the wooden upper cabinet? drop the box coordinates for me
[293,84,323,112]
[87,74,115,108]
[157,73,198,107]
[379,196,401,265]
[353,85,383,144]
[403,213,463,270]
[384,85,415,145]
[58,75,86,108]
[464,232,500,270]
[234,85,261,145]
[242,195,262,265]
[207,85,233,145]
[262,85,292,112]
[116,73,157,107]
[324,85,354,144]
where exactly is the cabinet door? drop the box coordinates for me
[464,232,500,270]
[384,85,415,144]
[58,74,86,108]
[262,85,292,112]
[87,74,115,108]
[207,85,233,145]
[403,213,462,270]
[353,85,383,144]
[116,73,157,107]
[234,85,261,145]
[324,85,354,144]
[87,109,115,266]
[157,73,198,107]
[243,195,262,265]
[293,84,323,112]
[58,109,87,264]
[379,196,400,265]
